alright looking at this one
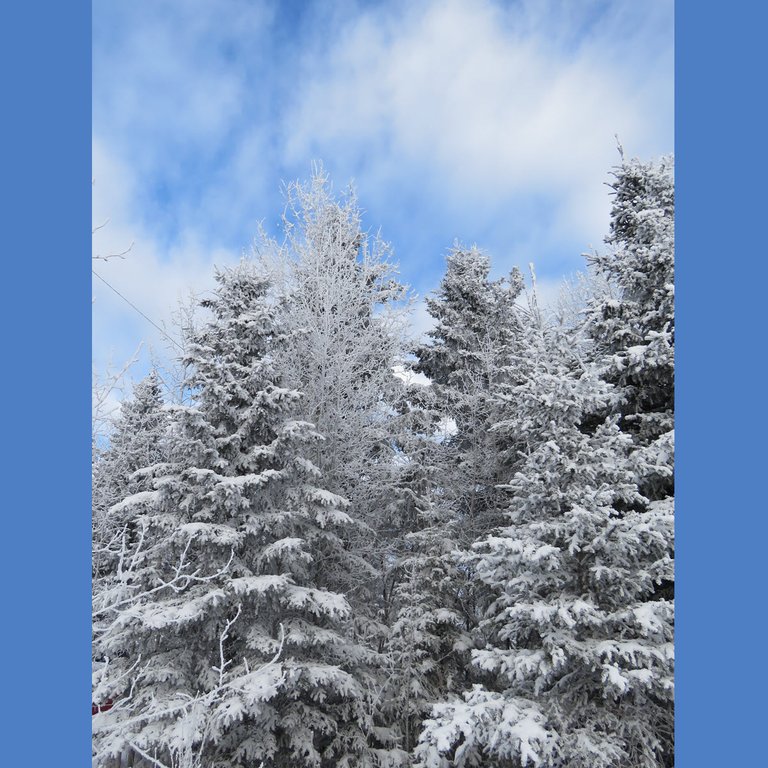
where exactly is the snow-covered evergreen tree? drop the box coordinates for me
[376,249,526,755]
[380,383,474,756]
[93,263,379,768]
[93,368,172,723]
[414,246,523,544]
[416,313,673,768]
[415,158,674,768]
[586,154,674,502]
[92,369,169,582]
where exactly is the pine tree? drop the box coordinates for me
[415,158,675,768]
[93,263,378,768]
[586,154,674,502]
[92,369,169,582]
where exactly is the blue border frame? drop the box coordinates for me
[3,1,765,764]
[2,2,91,763]
[676,1,767,766]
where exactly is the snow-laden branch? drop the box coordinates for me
[93,533,236,624]
[94,623,286,768]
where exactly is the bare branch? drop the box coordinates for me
[93,240,135,262]
[92,218,111,235]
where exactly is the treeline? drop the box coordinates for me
[92,155,674,768]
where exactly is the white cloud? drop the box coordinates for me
[93,0,282,250]
[92,139,240,378]
[283,0,672,248]
[91,0,673,390]
[93,0,274,163]
[408,298,437,343]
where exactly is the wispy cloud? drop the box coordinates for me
[93,0,673,380]
[283,0,672,262]
[92,139,241,375]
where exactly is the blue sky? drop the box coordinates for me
[92,0,673,391]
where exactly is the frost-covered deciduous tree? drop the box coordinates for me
[552,269,618,336]
[255,170,412,642]
[93,263,377,768]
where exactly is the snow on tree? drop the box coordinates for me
[552,269,618,336]
[379,382,475,755]
[394,247,524,701]
[375,248,526,753]
[417,312,673,768]
[415,158,674,768]
[92,368,172,728]
[93,262,380,768]
[254,169,414,649]
[91,157,674,768]
[414,245,524,545]
[586,154,674,502]
[93,368,170,583]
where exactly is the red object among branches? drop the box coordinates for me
[92,699,113,715]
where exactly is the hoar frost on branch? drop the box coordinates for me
[414,156,674,768]
[253,170,417,659]
[94,263,380,768]
[93,154,674,768]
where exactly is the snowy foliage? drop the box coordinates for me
[416,157,674,768]
[587,155,674,459]
[93,264,377,768]
[254,170,419,671]
[415,686,553,768]
[93,155,674,768]
[93,369,170,586]
[414,245,525,543]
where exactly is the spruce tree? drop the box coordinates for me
[93,263,377,768]
[586,154,674,502]
[380,248,526,754]
[415,158,675,768]
[92,369,169,582]
[417,314,673,768]
[414,246,523,544]
[402,247,524,667]
[380,383,473,755]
